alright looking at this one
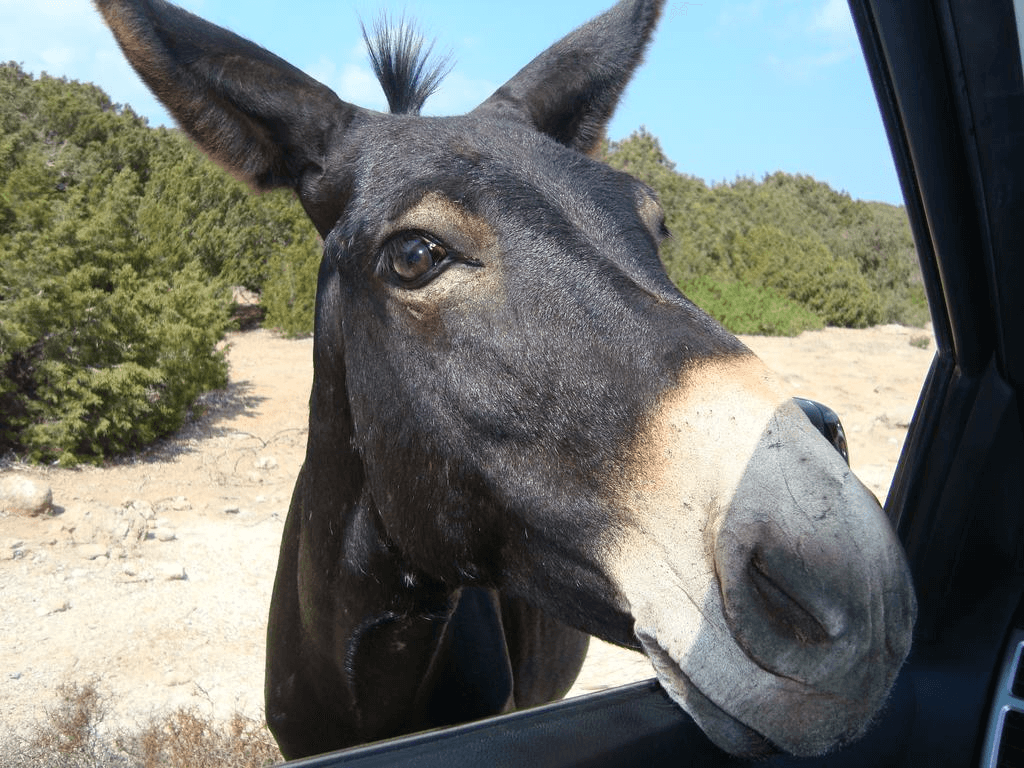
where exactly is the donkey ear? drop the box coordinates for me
[95,0,363,235]
[471,0,664,154]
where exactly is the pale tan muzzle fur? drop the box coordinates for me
[609,355,916,757]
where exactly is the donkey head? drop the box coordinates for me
[97,0,916,758]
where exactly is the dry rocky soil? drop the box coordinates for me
[0,324,935,752]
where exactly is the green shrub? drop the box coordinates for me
[0,229,230,464]
[0,64,231,465]
[251,194,322,337]
[0,64,329,463]
[603,130,924,329]
[680,276,824,337]
[730,225,882,328]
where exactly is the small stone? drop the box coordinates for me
[128,500,155,519]
[35,598,69,616]
[77,544,109,561]
[254,456,278,471]
[163,670,191,686]
[222,505,241,515]
[0,475,53,517]
[158,563,187,581]
[875,411,912,430]
[152,527,177,542]
[169,496,191,511]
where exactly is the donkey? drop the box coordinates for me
[96,0,916,759]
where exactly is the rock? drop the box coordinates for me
[169,496,191,511]
[35,598,70,617]
[125,499,155,519]
[77,543,109,561]
[163,669,191,686]
[875,411,913,430]
[223,505,241,515]
[254,456,278,471]
[152,527,177,542]
[157,563,187,581]
[0,475,53,517]
[118,563,154,582]
[2,539,25,560]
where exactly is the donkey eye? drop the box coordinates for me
[383,233,449,284]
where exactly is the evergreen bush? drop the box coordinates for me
[251,193,322,337]
[602,130,925,334]
[680,276,824,337]
[0,64,231,464]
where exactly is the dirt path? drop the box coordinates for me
[0,324,934,745]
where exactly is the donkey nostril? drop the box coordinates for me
[748,556,830,645]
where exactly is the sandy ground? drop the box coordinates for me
[0,323,935,749]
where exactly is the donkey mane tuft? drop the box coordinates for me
[361,17,452,115]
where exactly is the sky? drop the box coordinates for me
[1,0,904,205]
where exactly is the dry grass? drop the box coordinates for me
[0,680,282,768]
[126,708,281,768]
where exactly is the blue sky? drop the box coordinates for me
[1,0,903,204]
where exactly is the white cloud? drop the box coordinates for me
[337,63,389,111]
[768,48,851,80]
[752,0,859,81]
[426,71,497,116]
[304,55,387,112]
[40,46,75,71]
[0,1,101,75]
[810,0,857,43]
[304,44,493,116]
[717,0,765,28]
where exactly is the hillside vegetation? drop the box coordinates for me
[601,130,926,335]
[0,66,923,464]
[0,64,319,464]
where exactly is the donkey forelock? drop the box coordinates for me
[361,17,452,116]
